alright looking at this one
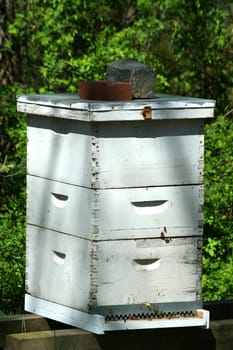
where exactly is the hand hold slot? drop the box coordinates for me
[51,193,69,208]
[52,251,66,265]
[133,258,160,271]
[131,200,168,215]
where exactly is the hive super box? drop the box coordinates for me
[17,93,215,333]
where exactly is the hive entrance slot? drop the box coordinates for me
[131,200,168,215]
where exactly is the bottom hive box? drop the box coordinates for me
[26,225,202,313]
[26,225,91,312]
[93,237,202,307]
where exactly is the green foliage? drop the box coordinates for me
[0,86,26,314]
[0,194,26,314]
[204,115,233,235]
[202,115,233,300]
[6,0,233,103]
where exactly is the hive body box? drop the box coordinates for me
[17,93,215,334]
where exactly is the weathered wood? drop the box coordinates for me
[27,175,203,239]
[18,102,215,121]
[26,225,202,309]
[96,237,202,305]
[18,92,215,333]
[211,320,233,350]
[27,176,92,239]
[95,185,203,239]
[4,325,218,350]
[96,119,204,188]
[27,116,204,188]
[17,93,215,115]
[2,314,232,350]
[2,304,233,349]
[0,314,50,349]
[5,329,100,350]
[26,226,91,312]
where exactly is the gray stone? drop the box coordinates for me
[106,58,155,98]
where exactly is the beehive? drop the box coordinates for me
[17,93,215,333]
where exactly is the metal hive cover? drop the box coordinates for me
[17,93,215,121]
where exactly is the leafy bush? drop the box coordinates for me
[0,86,26,313]
[0,195,26,313]
[203,114,233,300]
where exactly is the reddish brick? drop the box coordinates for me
[79,80,132,101]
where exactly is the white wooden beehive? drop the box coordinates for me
[17,93,215,333]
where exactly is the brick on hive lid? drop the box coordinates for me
[79,80,133,100]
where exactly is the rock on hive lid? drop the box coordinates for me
[106,58,155,99]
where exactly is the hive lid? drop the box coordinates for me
[17,93,215,121]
